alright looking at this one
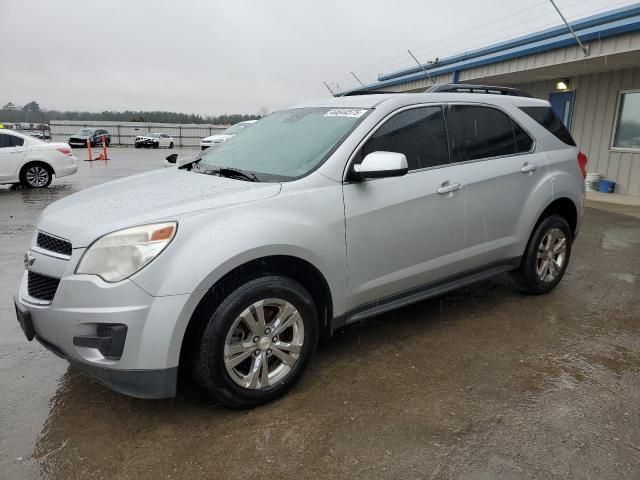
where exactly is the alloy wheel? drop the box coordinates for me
[536,228,567,282]
[25,166,50,187]
[223,298,304,390]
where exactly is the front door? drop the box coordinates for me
[343,106,466,312]
[549,91,575,129]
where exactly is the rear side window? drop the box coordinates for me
[448,105,518,161]
[0,133,24,148]
[520,106,576,146]
[513,121,534,152]
[361,106,449,170]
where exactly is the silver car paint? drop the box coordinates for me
[16,92,585,389]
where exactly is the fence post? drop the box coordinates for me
[179,126,183,147]
[117,125,121,146]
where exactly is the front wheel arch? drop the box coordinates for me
[179,255,333,379]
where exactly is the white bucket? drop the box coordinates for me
[585,172,600,192]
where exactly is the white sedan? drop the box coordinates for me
[134,132,175,149]
[200,120,257,150]
[0,130,78,188]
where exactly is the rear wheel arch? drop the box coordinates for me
[535,197,578,237]
[19,161,54,187]
[179,255,334,372]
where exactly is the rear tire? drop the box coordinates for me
[508,214,572,294]
[191,276,319,408]
[20,163,52,188]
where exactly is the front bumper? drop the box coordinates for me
[16,249,206,398]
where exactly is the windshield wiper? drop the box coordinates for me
[202,167,258,182]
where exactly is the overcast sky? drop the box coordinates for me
[1,0,627,116]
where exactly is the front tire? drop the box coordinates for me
[169,142,174,149]
[508,214,572,294]
[153,142,159,149]
[192,276,319,408]
[20,163,52,188]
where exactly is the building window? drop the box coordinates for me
[613,90,640,150]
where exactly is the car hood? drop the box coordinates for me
[202,134,233,142]
[38,168,282,247]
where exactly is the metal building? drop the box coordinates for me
[342,3,640,198]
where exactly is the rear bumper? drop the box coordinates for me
[55,163,78,178]
[37,335,178,398]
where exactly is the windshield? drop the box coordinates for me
[223,123,251,135]
[77,129,94,135]
[141,133,159,138]
[194,107,369,181]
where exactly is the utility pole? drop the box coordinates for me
[549,0,589,57]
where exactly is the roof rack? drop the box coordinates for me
[341,83,532,97]
[424,83,532,97]
[341,90,399,96]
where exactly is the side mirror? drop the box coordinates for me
[164,153,179,167]
[352,151,408,180]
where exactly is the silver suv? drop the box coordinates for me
[15,86,586,408]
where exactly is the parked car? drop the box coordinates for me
[68,128,111,148]
[15,85,586,408]
[0,130,78,188]
[200,120,257,150]
[135,133,175,149]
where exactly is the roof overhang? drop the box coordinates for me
[340,3,640,95]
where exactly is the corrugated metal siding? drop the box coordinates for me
[372,73,452,92]
[459,31,640,82]
[517,69,640,196]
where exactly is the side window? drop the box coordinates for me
[520,106,576,146]
[360,106,449,170]
[448,105,517,161]
[0,133,24,148]
[512,121,534,153]
[0,133,10,148]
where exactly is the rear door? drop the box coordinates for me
[0,132,26,182]
[343,105,467,311]
[447,104,550,269]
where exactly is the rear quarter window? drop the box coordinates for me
[520,106,576,147]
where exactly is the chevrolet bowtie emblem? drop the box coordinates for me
[24,252,35,270]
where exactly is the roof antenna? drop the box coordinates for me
[408,49,433,84]
[549,0,589,57]
[350,72,366,88]
[323,81,336,96]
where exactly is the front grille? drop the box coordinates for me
[28,272,60,302]
[37,232,72,256]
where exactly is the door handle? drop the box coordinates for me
[437,182,462,195]
[521,163,538,173]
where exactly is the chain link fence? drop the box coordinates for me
[50,120,228,147]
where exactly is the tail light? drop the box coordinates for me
[57,147,72,156]
[577,151,587,179]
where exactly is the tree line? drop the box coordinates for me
[1,101,265,125]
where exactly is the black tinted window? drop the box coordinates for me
[448,105,517,161]
[512,121,534,152]
[0,133,24,148]
[361,106,449,170]
[520,106,576,146]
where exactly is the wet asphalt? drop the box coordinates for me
[1,148,639,479]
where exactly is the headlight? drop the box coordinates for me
[76,222,177,282]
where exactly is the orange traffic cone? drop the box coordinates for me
[101,135,109,160]
[84,138,93,161]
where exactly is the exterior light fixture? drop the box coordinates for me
[556,79,570,91]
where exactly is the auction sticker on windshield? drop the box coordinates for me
[324,109,368,118]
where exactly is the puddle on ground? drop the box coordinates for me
[601,225,640,250]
